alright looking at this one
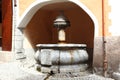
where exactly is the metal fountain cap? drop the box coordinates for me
[53,11,70,29]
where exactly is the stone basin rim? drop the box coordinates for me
[36,44,87,48]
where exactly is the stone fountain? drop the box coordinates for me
[35,12,89,74]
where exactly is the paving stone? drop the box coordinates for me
[0,62,115,80]
[112,72,120,80]
[48,73,114,80]
[0,62,46,80]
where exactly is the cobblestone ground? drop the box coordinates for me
[48,74,114,80]
[0,62,46,80]
[0,61,114,80]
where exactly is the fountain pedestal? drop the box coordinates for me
[35,44,88,73]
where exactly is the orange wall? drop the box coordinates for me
[19,0,35,16]
[24,10,53,49]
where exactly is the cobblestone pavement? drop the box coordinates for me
[0,62,114,80]
[48,74,114,80]
[0,62,46,80]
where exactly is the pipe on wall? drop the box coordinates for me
[102,0,108,77]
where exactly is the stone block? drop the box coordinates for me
[34,50,40,62]
[41,49,51,66]
[112,72,120,80]
[51,66,59,73]
[15,28,23,36]
[14,40,23,49]
[41,66,51,73]
[15,53,26,60]
[14,35,24,41]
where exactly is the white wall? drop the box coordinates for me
[109,0,120,36]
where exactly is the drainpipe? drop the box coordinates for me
[14,0,17,7]
[102,0,108,77]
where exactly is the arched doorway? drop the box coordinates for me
[17,0,98,67]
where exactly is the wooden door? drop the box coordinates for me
[2,0,12,51]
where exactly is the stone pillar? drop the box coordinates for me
[12,0,26,60]
[14,29,26,60]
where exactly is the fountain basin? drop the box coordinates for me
[35,44,89,73]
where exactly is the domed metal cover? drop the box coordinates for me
[54,13,70,29]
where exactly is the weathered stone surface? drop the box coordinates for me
[0,62,46,80]
[112,72,120,80]
[48,73,114,80]
[41,66,51,73]
[41,49,52,65]
[93,36,120,72]
[59,64,88,73]
[0,61,115,80]
[106,36,120,71]
[93,37,104,67]
[36,44,89,73]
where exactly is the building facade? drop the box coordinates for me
[1,0,120,74]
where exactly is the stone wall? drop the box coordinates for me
[93,36,120,72]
